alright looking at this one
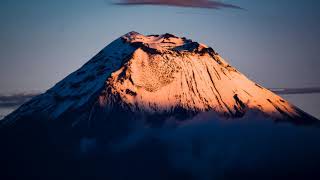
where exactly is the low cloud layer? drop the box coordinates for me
[115,0,242,9]
[79,111,320,179]
[2,101,320,179]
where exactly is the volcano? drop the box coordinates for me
[2,31,318,127]
[1,32,320,180]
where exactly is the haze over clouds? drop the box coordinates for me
[115,0,242,9]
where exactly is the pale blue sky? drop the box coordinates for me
[0,0,319,117]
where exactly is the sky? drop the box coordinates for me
[0,0,320,118]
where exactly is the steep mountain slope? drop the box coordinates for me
[2,32,318,128]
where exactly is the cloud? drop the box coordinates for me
[2,103,320,179]
[271,87,320,95]
[0,93,39,108]
[114,0,243,9]
[88,111,320,179]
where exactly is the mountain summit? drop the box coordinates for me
[2,32,318,127]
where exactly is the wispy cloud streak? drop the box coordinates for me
[271,87,320,95]
[0,93,39,108]
[114,0,243,9]
[0,87,319,109]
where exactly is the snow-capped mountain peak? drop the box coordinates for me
[2,32,318,127]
